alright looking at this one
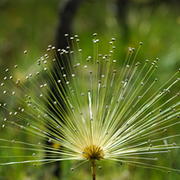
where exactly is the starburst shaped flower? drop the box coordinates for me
[0,34,180,179]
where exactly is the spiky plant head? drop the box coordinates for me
[82,145,105,160]
[0,34,180,178]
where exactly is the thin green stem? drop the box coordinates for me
[92,160,96,180]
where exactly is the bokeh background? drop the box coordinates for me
[0,0,180,179]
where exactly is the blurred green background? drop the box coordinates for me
[0,0,180,179]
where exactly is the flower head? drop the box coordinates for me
[0,34,180,179]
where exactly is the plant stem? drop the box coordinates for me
[92,160,96,180]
